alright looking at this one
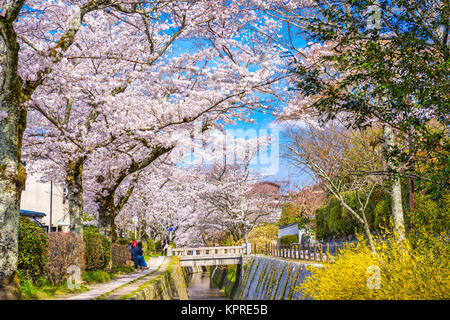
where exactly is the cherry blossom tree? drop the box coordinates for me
[0,0,122,299]
[181,134,284,245]
[23,0,288,244]
[3,0,288,298]
[110,130,281,247]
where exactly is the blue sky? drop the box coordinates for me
[193,14,311,192]
[218,20,310,192]
[223,112,313,193]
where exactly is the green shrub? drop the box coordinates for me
[373,200,391,230]
[141,241,148,255]
[147,239,155,252]
[280,234,298,244]
[83,225,99,233]
[16,271,49,300]
[46,232,85,285]
[18,217,49,284]
[155,240,162,250]
[315,206,329,240]
[220,234,235,246]
[412,192,450,234]
[83,230,111,270]
[277,202,301,226]
[315,194,365,240]
[112,265,135,274]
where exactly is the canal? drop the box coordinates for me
[187,272,228,300]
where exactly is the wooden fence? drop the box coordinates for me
[251,241,358,263]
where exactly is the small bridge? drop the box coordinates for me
[167,244,251,267]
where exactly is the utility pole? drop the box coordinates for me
[49,180,53,232]
[169,227,173,242]
[133,216,138,240]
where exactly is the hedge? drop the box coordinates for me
[83,230,111,270]
[111,244,131,268]
[18,217,49,284]
[146,239,155,252]
[46,232,85,285]
[280,234,298,244]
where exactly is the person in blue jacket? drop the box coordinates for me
[131,242,149,270]
[127,241,137,265]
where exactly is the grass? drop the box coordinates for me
[119,256,175,300]
[82,270,111,283]
[146,251,163,258]
[83,265,137,284]
[19,264,137,300]
[110,265,136,277]
[20,278,89,300]
[95,260,164,300]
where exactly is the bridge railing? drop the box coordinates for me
[167,245,249,257]
[261,241,359,263]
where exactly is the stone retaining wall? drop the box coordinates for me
[213,255,321,300]
[211,265,236,297]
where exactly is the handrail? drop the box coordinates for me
[170,245,246,251]
[167,244,250,258]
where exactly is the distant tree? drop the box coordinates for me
[284,123,386,250]
[277,202,311,230]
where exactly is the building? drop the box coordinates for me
[276,183,326,244]
[249,181,288,222]
[250,181,289,200]
[20,173,70,232]
[277,222,312,245]
[291,184,326,218]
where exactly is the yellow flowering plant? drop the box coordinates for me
[295,222,449,300]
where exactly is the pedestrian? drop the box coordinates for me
[131,242,149,271]
[161,237,167,256]
[162,235,171,256]
[128,241,138,267]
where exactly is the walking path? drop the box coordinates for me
[101,256,171,300]
[63,256,166,300]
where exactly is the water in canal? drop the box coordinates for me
[187,272,228,300]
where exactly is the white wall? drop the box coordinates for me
[278,223,300,244]
[278,224,316,244]
[278,224,299,238]
[20,174,70,232]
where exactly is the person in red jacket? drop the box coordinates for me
[131,242,149,270]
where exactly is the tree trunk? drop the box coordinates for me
[330,190,375,251]
[65,158,85,238]
[97,194,118,242]
[383,125,406,241]
[0,17,27,300]
[408,135,415,228]
[0,156,25,300]
[361,210,376,252]
[0,128,25,299]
